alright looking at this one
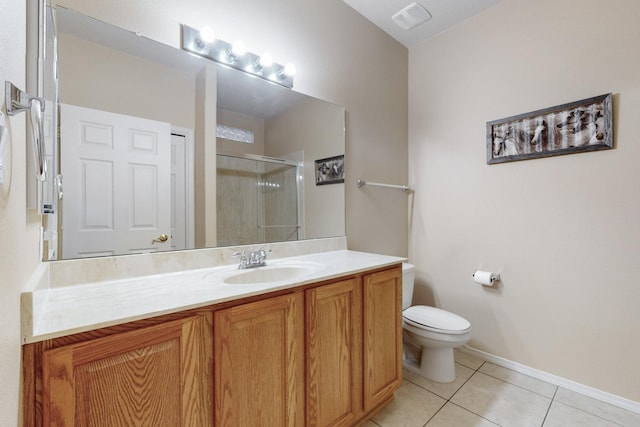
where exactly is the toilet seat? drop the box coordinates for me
[403,305,470,335]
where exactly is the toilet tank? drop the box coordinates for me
[402,263,415,310]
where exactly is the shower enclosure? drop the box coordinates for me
[216,153,304,247]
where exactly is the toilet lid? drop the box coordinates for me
[403,305,470,334]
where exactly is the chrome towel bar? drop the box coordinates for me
[5,81,47,182]
[356,179,411,192]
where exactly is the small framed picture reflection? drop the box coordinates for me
[315,155,344,185]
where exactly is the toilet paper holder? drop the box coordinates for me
[473,271,501,285]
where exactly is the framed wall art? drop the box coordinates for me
[315,155,344,185]
[486,93,613,164]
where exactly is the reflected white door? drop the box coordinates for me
[60,104,171,258]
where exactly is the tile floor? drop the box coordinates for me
[364,350,640,427]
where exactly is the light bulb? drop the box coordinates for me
[199,27,216,43]
[231,40,246,57]
[283,63,296,77]
[259,53,273,68]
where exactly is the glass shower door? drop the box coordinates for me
[258,161,299,243]
[216,154,301,247]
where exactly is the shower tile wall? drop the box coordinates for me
[216,156,262,247]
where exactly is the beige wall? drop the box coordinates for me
[266,96,346,240]
[409,0,640,402]
[0,0,41,424]
[54,0,409,257]
[57,33,196,129]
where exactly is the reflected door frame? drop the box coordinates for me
[170,127,195,251]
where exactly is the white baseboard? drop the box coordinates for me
[460,345,640,415]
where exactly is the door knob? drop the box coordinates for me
[153,233,169,243]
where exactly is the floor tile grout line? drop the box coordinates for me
[475,368,558,400]
[448,401,503,426]
[478,361,562,399]
[449,361,557,427]
[403,360,482,401]
[419,386,450,426]
[450,362,484,399]
[402,374,454,401]
[455,359,486,372]
[422,361,493,426]
[539,386,559,426]
[550,399,627,427]
[398,374,449,426]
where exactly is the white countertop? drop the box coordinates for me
[22,250,405,343]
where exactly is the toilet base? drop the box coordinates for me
[403,345,456,383]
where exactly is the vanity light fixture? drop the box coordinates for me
[181,24,295,89]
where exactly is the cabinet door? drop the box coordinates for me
[214,293,304,427]
[362,267,403,411]
[306,278,362,427]
[42,315,211,427]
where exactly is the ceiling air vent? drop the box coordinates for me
[392,2,432,30]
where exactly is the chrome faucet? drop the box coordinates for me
[233,247,272,269]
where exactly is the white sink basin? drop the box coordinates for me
[204,261,324,285]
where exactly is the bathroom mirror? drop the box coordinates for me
[45,6,345,260]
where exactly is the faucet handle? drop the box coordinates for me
[256,247,272,256]
[255,248,272,263]
[232,250,249,269]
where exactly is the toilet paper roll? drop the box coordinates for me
[473,270,498,286]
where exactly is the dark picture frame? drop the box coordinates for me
[315,155,344,185]
[486,93,613,164]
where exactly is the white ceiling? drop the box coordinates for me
[343,0,504,48]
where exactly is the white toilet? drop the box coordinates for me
[402,263,471,383]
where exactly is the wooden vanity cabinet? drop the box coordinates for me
[362,268,403,412]
[306,277,362,426]
[25,264,402,427]
[213,292,305,427]
[305,267,403,426]
[39,314,212,427]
